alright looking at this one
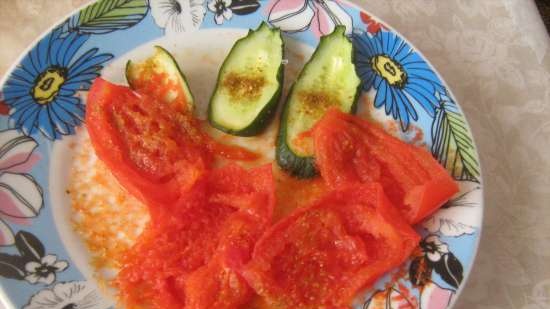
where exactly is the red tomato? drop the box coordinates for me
[86,78,211,205]
[242,183,420,309]
[116,164,275,309]
[184,213,264,309]
[313,109,458,224]
[86,78,260,205]
[184,257,254,309]
[207,136,260,162]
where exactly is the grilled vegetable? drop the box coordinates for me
[276,26,361,178]
[126,46,194,111]
[208,22,284,136]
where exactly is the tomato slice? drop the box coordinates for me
[115,196,234,309]
[184,256,254,309]
[86,78,260,205]
[86,78,211,205]
[183,165,275,309]
[184,213,263,309]
[313,109,458,224]
[116,164,275,309]
[242,183,419,309]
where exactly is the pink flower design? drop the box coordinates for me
[266,0,353,37]
[420,281,454,309]
[0,129,43,246]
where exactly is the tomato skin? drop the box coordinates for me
[116,164,275,309]
[86,78,211,205]
[207,136,261,161]
[242,183,419,309]
[313,109,458,224]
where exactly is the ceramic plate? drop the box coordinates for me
[0,0,483,308]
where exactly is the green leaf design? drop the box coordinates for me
[74,0,149,34]
[431,97,480,182]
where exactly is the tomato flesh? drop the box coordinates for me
[313,109,458,223]
[86,78,259,205]
[116,164,275,309]
[86,78,210,205]
[242,183,419,309]
[184,213,263,309]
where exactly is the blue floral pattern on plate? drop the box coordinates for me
[2,27,113,140]
[354,29,445,131]
[0,1,482,308]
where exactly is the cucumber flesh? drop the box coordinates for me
[277,26,361,178]
[126,46,194,111]
[208,22,284,136]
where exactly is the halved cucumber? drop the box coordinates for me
[126,46,194,111]
[208,22,284,136]
[276,26,361,178]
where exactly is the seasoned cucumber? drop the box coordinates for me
[276,26,361,178]
[126,46,194,111]
[208,22,284,136]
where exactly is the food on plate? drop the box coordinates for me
[242,183,420,308]
[77,24,459,309]
[86,78,212,205]
[208,22,284,136]
[86,76,258,205]
[313,109,459,223]
[126,45,195,111]
[68,131,149,272]
[276,25,361,178]
[116,164,275,309]
[272,166,329,222]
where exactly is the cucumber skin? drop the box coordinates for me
[276,83,319,179]
[276,26,362,179]
[125,45,195,110]
[208,24,284,137]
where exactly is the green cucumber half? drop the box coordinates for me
[126,46,194,110]
[208,22,284,136]
[276,26,361,178]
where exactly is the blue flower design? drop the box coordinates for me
[353,29,444,130]
[2,25,113,140]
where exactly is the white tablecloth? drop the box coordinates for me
[1,1,549,308]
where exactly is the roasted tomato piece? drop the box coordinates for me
[184,257,254,309]
[115,198,234,309]
[313,109,458,223]
[116,164,275,309]
[86,78,210,205]
[242,183,420,309]
[184,213,266,309]
[184,166,275,309]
